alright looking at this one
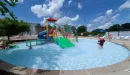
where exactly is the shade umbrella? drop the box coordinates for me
[99,29,105,32]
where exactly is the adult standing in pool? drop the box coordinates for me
[98,35,105,48]
[108,34,112,41]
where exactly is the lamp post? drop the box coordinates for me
[117,26,120,37]
[108,29,110,37]
[29,28,32,49]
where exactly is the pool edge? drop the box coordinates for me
[0,37,130,75]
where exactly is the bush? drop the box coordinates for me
[90,32,98,35]
[83,32,91,36]
[5,40,11,45]
[90,32,105,36]
[77,25,87,33]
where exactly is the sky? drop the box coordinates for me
[2,0,130,31]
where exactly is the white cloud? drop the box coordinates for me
[40,17,49,26]
[98,22,112,29]
[114,10,118,13]
[53,13,61,19]
[78,3,83,9]
[118,0,130,11]
[101,9,119,23]
[93,16,104,23]
[90,9,120,30]
[40,15,79,26]
[96,12,104,16]
[57,15,79,25]
[112,14,120,20]
[106,9,113,16]
[71,15,79,21]
[77,24,82,27]
[68,0,72,5]
[87,24,92,28]
[93,9,113,23]
[36,0,79,26]
[31,0,64,18]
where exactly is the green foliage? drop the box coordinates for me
[71,26,77,34]
[83,32,91,36]
[35,24,41,27]
[121,23,130,30]
[0,18,30,40]
[108,24,122,31]
[105,29,109,32]
[91,32,98,35]
[0,0,18,20]
[92,29,101,33]
[5,40,10,45]
[0,18,19,37]
[90,29,105,36]
[77,25,87,33]
[64,24,71,33]
[18,20,30,32]
[106,23,130,31]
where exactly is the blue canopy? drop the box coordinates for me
[99,29,105,32]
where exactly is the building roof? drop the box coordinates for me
[46,18,57,22]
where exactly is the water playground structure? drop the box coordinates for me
[26,18,75,49]
[0,18,75,49]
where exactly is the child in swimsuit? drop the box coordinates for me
[98,35,105,48]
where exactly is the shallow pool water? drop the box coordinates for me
[0,38,130,70]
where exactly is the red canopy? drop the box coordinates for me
[47,18,57,22]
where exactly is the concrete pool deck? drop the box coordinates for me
[0,37,130,75]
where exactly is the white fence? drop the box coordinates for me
[106,31,130,37]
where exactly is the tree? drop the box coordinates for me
[92,29,101,33]
[108,24,122,36]
[18,20,30,32]
[108,24,122,31]
[77,25,87,33]
[121,23,130,30]
[71,26,77,35]
[63,24,71,33]
[91,29,105,35]
[0,18,30,40]
[0,0,18,20]
[35,23,41,27]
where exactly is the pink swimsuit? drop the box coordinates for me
[98,37,105,46]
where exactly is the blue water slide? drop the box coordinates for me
[37,30,47,39]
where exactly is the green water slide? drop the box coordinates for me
[56,37,75,48]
